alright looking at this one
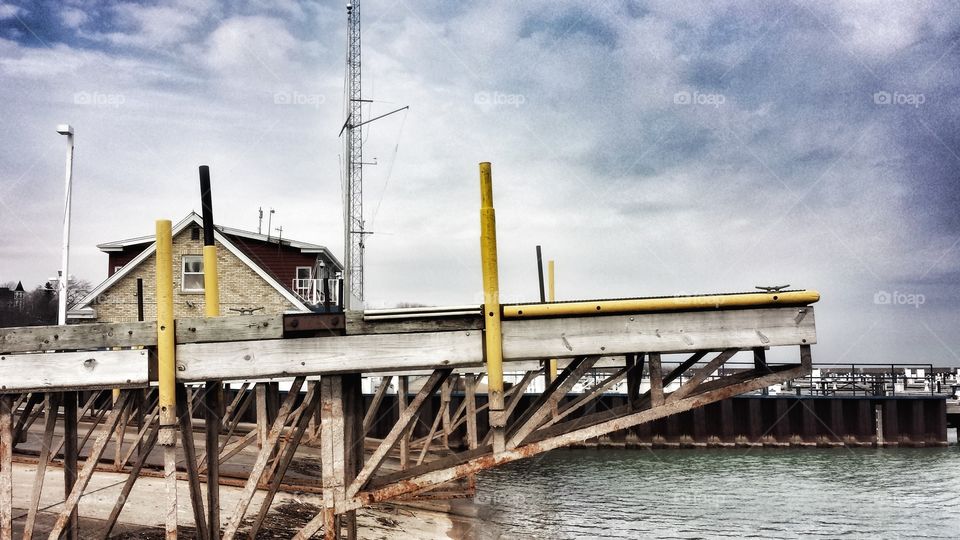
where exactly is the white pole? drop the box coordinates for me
[56,124,74,326]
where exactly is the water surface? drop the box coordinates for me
[473,447,960,539]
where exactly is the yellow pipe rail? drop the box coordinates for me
[479,162,505,451]
[503,290,820,319]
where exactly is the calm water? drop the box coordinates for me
[473,447,960,539]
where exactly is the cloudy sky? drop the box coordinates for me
[0,1,958,366]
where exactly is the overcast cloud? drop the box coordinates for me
[1,0,959,365]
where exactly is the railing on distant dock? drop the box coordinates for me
[292,277,341,307]
[498,361,958,399]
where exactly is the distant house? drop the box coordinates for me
[0,281,25,309]
[70,213,343,323]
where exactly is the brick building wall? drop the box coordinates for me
[93,227,299,323]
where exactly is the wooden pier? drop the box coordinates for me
[0,163,820,538]
[0,296,817,538]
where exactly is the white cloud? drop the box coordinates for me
[59,7,89,29]
[0,3,24,20]
[1,0,959,365]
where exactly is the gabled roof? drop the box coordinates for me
[14,281,23,292]
[75,213,314,312]
[96,212,343,268]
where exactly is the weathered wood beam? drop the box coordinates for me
[0,314,283,354]
[648,353,664,407]
[176,384,210,540]
[23,394,60,540]
[215,429,258,466]
[501,307,816,359]
[397,376,410,470]
[346,369,451,499]
[0,349,149,394]
[666,348,738,403]
[177,331,481,381]
[205,381,222,540]
[4,308,814,393]
[248,383,321,538]
[362,375,393,435]
[465,375,478,450]
[0,394,12,540]
[222,377,304,540]
[62,391,79,540]
[49,392,131,538]
[358,361,811,507]
[542,364,632,429]
[663,351,708,386]
[255,384,268,448]
[120,410,158,469]
[416,403,445,466]
[440,375,457,448]
[506,358,599,449]
[98,423,160,540]
[481,369,541,447]
[12,392,42,444]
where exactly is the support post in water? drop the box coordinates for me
[155,219,179,539]
[479,161,506,453]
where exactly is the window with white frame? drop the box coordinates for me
[296,267,312,280]
[182,255,204,292]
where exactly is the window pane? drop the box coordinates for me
[297,267,312,279]
[183,273,204,291]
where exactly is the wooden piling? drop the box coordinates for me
[0,394,12,540]
[63,391,80,539]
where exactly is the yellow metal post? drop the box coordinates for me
[156,220,177,440]
[479,162,506,453]
[547,260,557,381]
[155,219,178,539]
[203,245,220,317]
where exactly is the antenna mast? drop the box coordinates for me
[344,0,364,310]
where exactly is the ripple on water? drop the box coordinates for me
[473,447,960,540]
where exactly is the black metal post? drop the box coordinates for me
[536,245,545,303]
[199,165,222,538]
[136,277,144,322]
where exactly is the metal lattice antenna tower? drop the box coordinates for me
[344,0,364,310]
